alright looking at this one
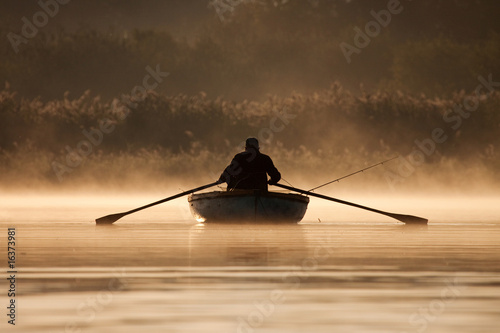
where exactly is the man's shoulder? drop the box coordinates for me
[258,152,272,160]
[233,151,248,159]
[255,153,275,166]
[234,151,246,157]
[232,151,252,163]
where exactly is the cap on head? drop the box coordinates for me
[245,137,260,150]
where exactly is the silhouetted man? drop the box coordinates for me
[218,138,281,191]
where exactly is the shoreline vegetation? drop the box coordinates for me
[1,83,498,192]
[1,1,498,193]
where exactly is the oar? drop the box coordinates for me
[95,181,219,224]
[273,183,428,224]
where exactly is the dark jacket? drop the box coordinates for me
[219,149,281,191]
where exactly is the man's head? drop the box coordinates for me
[245,137,260,150]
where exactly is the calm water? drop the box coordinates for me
[1,193,500,333]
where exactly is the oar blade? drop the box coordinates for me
[95,213,127,225]
[390,213,428,224]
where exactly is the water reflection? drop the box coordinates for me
[188,223,308,266]
[3,196,500,333]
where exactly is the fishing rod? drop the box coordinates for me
[308,156,398,192]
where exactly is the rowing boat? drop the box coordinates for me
[187,190,309,223]
[95,181,427,225]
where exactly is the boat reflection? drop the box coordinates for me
[188,223,308,267]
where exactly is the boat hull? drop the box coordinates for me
[188,190,309,223]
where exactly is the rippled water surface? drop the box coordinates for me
[1,194,499,332]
